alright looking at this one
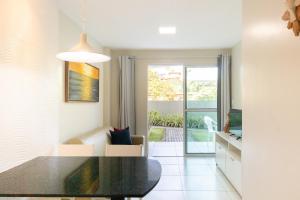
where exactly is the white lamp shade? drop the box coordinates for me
[56,51,111,63]
[56,33,111,63]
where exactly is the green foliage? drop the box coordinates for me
[149,110,163,126]
[186,116,206,129]
[148,111,213,142]
[148,127,165,142]
[149,111,207,129]
[187,80,217,101]
[188,129,213,142]
[148,70,179,101]
[149,111,183,128]
[148,68,217,101]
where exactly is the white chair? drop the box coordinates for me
[57,144,94,157]
[204,116,217,142]
[105,135,145,157]
[105,144,143,157]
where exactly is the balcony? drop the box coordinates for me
[148,108,216,156]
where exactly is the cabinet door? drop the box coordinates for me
[216,142,226,172]
[226,153,242,194]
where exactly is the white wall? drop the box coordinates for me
[242,0,300,199]
[0,0,108,172]
[0,0,60,172]
[231,41,242,109]
[102,48,112,127]
[148,101,183,115]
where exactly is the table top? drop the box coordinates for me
[0,156,161,198]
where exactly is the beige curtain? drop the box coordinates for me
[218,52,231,129]
[118,56,136,134]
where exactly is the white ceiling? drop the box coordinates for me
[57,0,242,49]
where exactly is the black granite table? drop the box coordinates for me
[0,156,161,200]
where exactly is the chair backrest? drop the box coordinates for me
[65,127,111,156]
[204,116,217,133]
[57,144,94,156]
[105,144,143,157]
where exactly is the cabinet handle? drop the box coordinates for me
[230,157,235,162]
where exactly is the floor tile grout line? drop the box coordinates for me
[150,156,240,199]
[154,189,235,192]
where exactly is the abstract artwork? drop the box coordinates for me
[65,62,99,102]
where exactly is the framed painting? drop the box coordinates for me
[65,62,99,102]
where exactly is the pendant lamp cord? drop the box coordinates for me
[80,0,87,33]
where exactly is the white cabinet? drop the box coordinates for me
[216,143,226,172]
[226,150,242,193]
[215,132,242,196]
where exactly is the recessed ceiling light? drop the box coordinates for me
[159,26,176,34]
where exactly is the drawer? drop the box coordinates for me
[226,152,242,194]
[216,142,226,172]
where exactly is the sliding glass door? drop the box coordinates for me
[184,66,219,154]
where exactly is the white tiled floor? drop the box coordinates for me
[149,142,215,157]
[140,156,242,200]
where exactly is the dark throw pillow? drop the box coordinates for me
[113,127,125,132]
[109,127,132,145]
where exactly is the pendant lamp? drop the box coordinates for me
[56,0,110,63]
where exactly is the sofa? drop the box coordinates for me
[65,127,145,157]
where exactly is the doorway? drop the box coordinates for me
[148,65,219,156]
[148,65,184,157]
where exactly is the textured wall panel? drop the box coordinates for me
[0,0,60,172]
